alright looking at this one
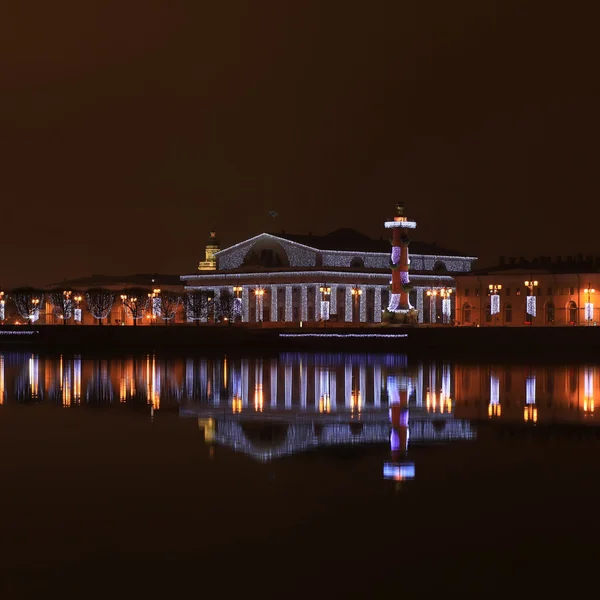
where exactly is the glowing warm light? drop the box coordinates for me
[319,395,331,413]
[232,396,242,414]
[350,390,362,412]
[524,405,538,423]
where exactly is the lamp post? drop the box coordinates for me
[319,285,331,325]
[351,285,362,324]
[62,290,72,325]
[233,286,243,322]
[0,290,5,321]
[32,297,40,325]
[488,284,502,325]
[439,287,453,324]
[73,295,83,323]
[148,288,161,324]
[584,283,595,325]
[426,289,437,324]
[254,287,265,322]
[524,279,538,326]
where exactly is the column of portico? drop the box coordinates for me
[242,287,250,322]
[314,285,321,321]
[300,285,308,321]
[359,285,367,322]
[213,288,221,321]
[345,286,353,322]
[285,285,293,322]
[374,286,382,323]
[330,285,338,315]
[270,360,278,408]
[270,285,278,322]
[416,287,424,323]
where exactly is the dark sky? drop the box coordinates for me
[1,1,598,288]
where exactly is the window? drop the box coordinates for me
[516,288,521,296]
[568,301,577,324]
[548,287,553,296]
[485,304,492,323]
[475,288,480,297]
[546,302,555,324]
[505,303,513,323]
[505,288,511,296]
[464,288,469,297]
[570,287,575,295]
[463,303,471,323]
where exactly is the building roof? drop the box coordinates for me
[457,256,600,276]
[273,228,469,257]
[47,273,183,289]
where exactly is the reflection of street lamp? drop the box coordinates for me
[426,289,437,324]
[584,283,595,325]
[524,280,538,325]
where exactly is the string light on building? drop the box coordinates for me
[524,280,538,323]
[488,284,502,316]
[584,283,595,324]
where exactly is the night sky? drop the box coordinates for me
[1,2,598,288]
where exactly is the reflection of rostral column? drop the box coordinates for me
[387,375,409,460]
[385,203,416,313]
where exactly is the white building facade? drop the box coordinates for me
[181,228,476,324]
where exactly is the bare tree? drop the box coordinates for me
[185,290,210,325]
[154,291,181,325]
[48,289,75,325]
[86,288,114,325]
[11,288,44,324]
[120,288,150,326]
[217,290,238,323]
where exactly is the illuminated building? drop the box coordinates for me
[198,230,220,271]
[182,205,476,324]
[454,256,600,326]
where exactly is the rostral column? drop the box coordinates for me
[385,202,416,312]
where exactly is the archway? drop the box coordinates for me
[567,301,578,325]
[545,302,555,324]
[462,303,471,324]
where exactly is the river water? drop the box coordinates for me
[1,351,599,595]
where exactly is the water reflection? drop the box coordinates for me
[3,352,600,463]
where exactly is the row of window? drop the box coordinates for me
[463,287,578,297]
[462,302,578,324]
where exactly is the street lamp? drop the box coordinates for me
[426,289,438,324]
[0,290,5,321]
[488,284,502,324]
[439,288,453,324]
[254,287,265,322]
[524,280,538,325]
[351,285,362,324]
[319,285,331,323]
[584,283,595,325]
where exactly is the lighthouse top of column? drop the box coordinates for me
[384,202,417,229]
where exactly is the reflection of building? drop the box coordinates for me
[454,257,600,326]
[188,354,475,461]
[454,363,600,425]
[182,206,476,324]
